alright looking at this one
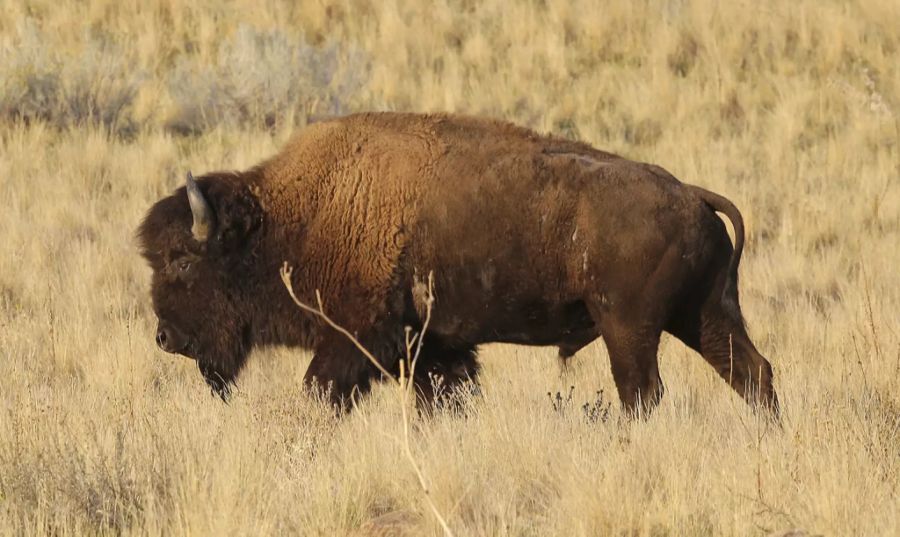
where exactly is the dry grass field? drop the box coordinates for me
[1,0,899,535]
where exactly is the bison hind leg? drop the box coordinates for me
[592,312,665,417]
[666,296,778,416]
[665,253,779,416]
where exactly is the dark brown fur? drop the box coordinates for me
[138,112,777,415]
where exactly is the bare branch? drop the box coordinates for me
[279,263,453,536]
[395,271,453,537]
[279,262,397,384]
[405,271,435,400]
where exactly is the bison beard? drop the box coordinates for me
[138,112,779,417]
[195,324,252,401]
[199,362,233,400]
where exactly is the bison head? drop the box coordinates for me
[138,172,263,399]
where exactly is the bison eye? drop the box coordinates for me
[176,260,192,273]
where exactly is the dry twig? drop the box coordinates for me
[279,263,453,536]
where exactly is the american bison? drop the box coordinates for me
[138,112,778,415]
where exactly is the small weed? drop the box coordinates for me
[547,386,575,414]
[581,390,612,424]
[547,386,612,424]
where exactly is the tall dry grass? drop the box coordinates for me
[0,0,898,535]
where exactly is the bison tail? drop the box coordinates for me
[688,185,745,296]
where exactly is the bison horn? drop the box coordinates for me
[185,171,214,242]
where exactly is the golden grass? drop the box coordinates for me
[1,0,898,534]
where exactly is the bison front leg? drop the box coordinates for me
[411,336,481,410]
[304,336,379,410]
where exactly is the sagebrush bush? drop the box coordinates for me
[166,25,368,133]
[0,21,368,136]
[0,20,142,134]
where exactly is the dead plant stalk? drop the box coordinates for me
[279,262,453,537]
